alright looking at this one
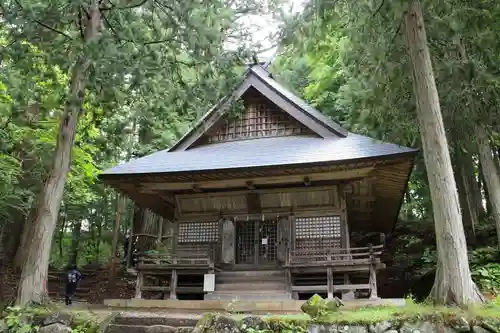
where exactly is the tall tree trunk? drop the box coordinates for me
[58,206,67,260]
[470,159,486,219]
[96,196,107,262]
[68,220,83,267]
[108,194,124,285]
[453,147,478,244]
[480,165,493,216]
[404,0,483,306]
[15,3,101,306]
[476,125,500,245]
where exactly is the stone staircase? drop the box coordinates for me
[204,270,291,301]
[105,312,200,333]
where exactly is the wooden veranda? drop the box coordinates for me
[100,64,417,301]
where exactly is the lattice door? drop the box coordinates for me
[235,220,279,264]
[236,221,256,264]
[294,215,343,250]
[259,220,278,264]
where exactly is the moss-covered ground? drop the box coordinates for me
[2,298,500,332]
[242,299,500,325]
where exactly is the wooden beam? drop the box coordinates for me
[246,192,261,214]
[139,167,375,192]
[333,284,371,292]
[291,285,328,292]
[192,184,202,193]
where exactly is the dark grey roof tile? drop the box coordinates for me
[101,134,417,176]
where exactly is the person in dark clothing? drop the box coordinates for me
[65,265,82,305]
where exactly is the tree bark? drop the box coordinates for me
[108,194,124,285]
[453,147,478,244]
[404,0,483,306]
[476,124,500,245]
[469,159,485,219]
[58,206,67,260]
[15,2,101,306]
[480,165,493,216]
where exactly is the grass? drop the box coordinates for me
[261,300,500,325]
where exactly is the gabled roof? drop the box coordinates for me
[100,64,418,178]
[168,64,348,152]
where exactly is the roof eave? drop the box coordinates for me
[98,149,419,182]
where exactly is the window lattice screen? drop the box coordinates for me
[295,215,342,250]
[206,102,311,143]
[178,221,219,243]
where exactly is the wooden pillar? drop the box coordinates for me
[170,269,178,300]
[221,218,235,264]
[126,233,134,269]
[327,267,333,299]
[342,274,355,300]
[285,268,292,294]
[368,244,378,299]
[172,221,179,255]
[369,265,378,299]
[254,219,260,265]
[135,272,143,299]
[156,218,163,251]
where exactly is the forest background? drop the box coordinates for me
[1,0,500,305]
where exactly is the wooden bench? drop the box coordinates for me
[134,250,214,300]
[287,245,383,300]
[287,245,383,267]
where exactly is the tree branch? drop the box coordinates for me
[101,12,122,42]
[78,7,85,40]
[371,0,385,18]
[101,0,148,11]
[35,20,72,39]
[144,39,173,45]
[13,0,72,39]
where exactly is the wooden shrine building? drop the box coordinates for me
[100,64,418,301]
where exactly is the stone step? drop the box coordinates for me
[113,313,200,327]
[204,292,291,301]
[210,289,288,295]
[106,324,193,333]
[217,276,284,283]
[215,281,286,291]
[217,270,284,278]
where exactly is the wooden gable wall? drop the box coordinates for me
[192,88,317,147]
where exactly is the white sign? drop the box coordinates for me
[261,237,268,245]
[203,273,215,292]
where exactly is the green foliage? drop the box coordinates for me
[274,0,500,224]
[469,247,500,293]
[471,264,500,294]
[0,0,276,270]
[3,307,39,333]
[1,307,99,333]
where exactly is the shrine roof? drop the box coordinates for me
[100,134,416,177]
